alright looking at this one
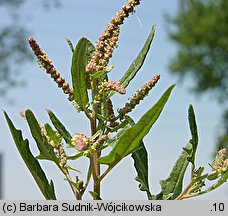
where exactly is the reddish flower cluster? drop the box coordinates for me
[118,74,160,118]
[105,80,126,95]
[95,80,126,103]
[71,133,91,151]
[212,148,228,173]
[28,37,74,101]
[86,0,141,74]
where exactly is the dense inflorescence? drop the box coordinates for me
[71,133,91,151]
[86,0,141,74]
[28,37,74,101]
[212,148,228,173]
[118,74,160,119]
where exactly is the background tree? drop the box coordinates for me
[0,0,60,100]
[167,0,228,153]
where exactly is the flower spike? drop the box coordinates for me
[28,37,74,101]
[86,0,141,74]
[118,74,160,119]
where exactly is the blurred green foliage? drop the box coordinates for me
[167,0,228,153]
[0,0,60,98]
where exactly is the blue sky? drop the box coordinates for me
[0,0,227,200]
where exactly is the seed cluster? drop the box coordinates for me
[91,134,108,152]
[118,74,160,119]
[106,99,116,123]
[212,148,228,173]
[86,0,141,74]
[28,37,74,101]
[59,146,68,174]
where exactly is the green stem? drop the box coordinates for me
[90,78,101,199]
[176,172,214,200]
[54,147,80,199]
[93,152,101,196]
[57,163,81,199]
[81,165,92,197]
[100,165,114,181]
[175,181,193,200]
[65,172,82,200]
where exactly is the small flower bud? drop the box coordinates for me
[20,111,26,119]
[62,82,69,90]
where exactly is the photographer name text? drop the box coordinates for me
[2,202,162,213]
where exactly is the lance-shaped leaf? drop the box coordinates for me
[4,111,57,200]
[108,116,133,133]
[108,117,134,148]
[119,25,156,89]
[98,84,175,168]
[158,105,199,200]
[132,140,152,200]
[25,110,59,163]
[159,142,192,200]
[71,37,95,110]
[47,109,72,146]
[122,116,152,199]
[185,104,198,166]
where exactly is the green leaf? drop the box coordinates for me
[89,71,106,79]
[107,117,134,148]
[158,105,199,200]
[89,191,102,200]
[44,123,61,148]
[25,110,58,163]
[65,38,74,53]
[47,110,72,146]
[116,116,152,198]
[119,25,156,89]
[159,142,192,200]
[67,166,81,173]
[71,37,95,110]
[98,84,175,168]
[108,116,133,133]
[67,152,83,160]
[90,65,114,79]
[4,111,57,200]
[132,140,152,199]
[186,104,198,166]
[190,168,228,198]
[207,171,219,181]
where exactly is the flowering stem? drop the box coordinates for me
[90,79,101,198]
[176,172,210,200]
[175,181,192,200]
[66,172,82,200]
